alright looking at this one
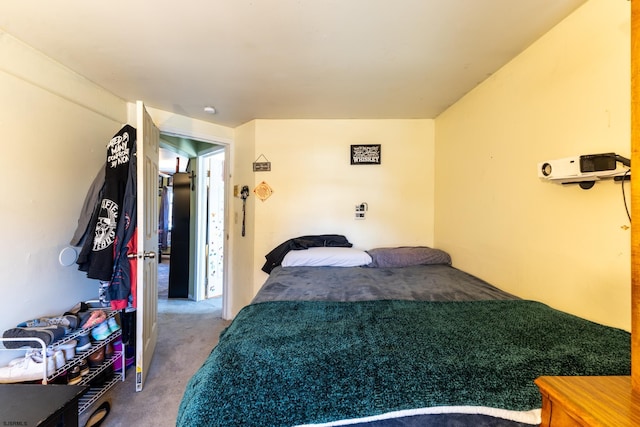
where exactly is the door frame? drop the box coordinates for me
[194,145,228,302]
[158,129,231,319]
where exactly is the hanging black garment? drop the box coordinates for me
[69,165,105,247]
[109,139,137,307]
[77,125,136,281]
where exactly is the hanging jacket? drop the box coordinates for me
[109,140,138,309]
[70,166,105,247]
[77,125,136,281]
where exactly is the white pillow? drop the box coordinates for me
[282,247,372,267]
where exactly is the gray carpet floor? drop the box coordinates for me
[85,258,230,427]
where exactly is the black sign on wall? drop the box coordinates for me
[350,144,381,165]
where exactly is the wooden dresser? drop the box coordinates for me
[535,376,640,426]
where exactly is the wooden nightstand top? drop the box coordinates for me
[535,376,640,427]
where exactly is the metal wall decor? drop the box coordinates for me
[350,144,381,165]
[254,181,274,201]
[240,185,250,236]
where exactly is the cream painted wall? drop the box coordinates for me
[434,0,630,330]
[0,31,128,343]
[229,120,258,316]
[0,30,240,346]
[248,119,435,292]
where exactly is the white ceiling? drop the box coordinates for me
[1,0,587,128]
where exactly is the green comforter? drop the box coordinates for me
[177,300,630,427]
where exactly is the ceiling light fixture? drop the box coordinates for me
[204,106,216,114]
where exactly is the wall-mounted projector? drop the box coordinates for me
[538,153,630,189]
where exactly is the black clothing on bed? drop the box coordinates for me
[261,234,353,273]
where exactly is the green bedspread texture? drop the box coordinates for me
[177,300,630,427]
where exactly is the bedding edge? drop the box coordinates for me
[294,406,542,427]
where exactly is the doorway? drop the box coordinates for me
[157,135,228,310]
[203,151,225,299]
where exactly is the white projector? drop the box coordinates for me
[538,156,582,182]
[538,153,629,186]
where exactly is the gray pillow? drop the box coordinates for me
[366,246,452,268]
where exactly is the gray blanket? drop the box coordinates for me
[253,264,518,304]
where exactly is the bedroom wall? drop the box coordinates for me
[230,120,258,315]
[0,31,239,346]
[243,119,435,293]
[0,31,128,346]
[434,0,630,330]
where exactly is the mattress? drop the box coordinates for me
[178,264,631,427]
[252,264,519,304]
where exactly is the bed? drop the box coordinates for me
[177,243,631,427]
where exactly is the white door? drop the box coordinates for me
[206,152,225,298]
[135,101,159,392]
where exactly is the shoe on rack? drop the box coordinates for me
[0,354,48,383]
[53,350,65,370]
[51,314,79,330]
[39,350,65,373]
[107,317,120,333]
[81,310,107,329]
[41,350,65,371]
[58,340,77,361]
[2,326,66,348]
[111,340,122,371]
[104,342,114,360]
[14,349,67,377]
[67,366,82,385]
[76,330,92,352]
[88,347,105,367]
[9,352,54,377]
[91,322,111,341]
[79,358,90,376]
[50,370,68,384]
[13,349,66,375]
[64,301,89,316]
[125,344,135,369]
[77,311,91,328]
[17,314,79,331]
